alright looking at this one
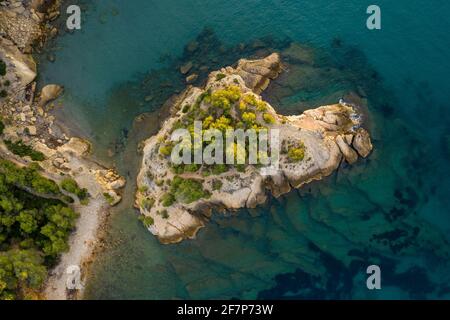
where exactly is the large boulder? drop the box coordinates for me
[39,84,63,108]
[353,128,373,158]
[336,135,358,164]
[0,38,37,86]
[235,53,282,93]
[58,137,90,157]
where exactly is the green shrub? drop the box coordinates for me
[138,185,148,194]
[0,90,8,98]
[61,178,89,201]
[103,193,115,205]
[242,112,256,125]
[159,144,173,156]
[159,209,169,219]
[171,164,185,174]
[287,143,306,162]
[141,197,155,210]
[216,73,226,81]
[181,104,191,113]
[0,118,4,135]
[209,86,241,110]
[161,193,175,207]
[212,164,228,175]
[263,113,275,124]
[4,140,45,161]
[184,163,200,172]
[212,179,223,191]
[28,162,42,172]
[242,93,267,111]
[62,195,75,204]
[140,215,154,227]
[169,176,210,204]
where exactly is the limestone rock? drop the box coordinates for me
[58,138,91,157]
[0,38,37,86]
[186,73,198,84]
[235,53,282,93]
[39,84,63,108]
[353,128,373,158]
[336,135,358,164]
[180,61,193,75]
[26,125,37,135]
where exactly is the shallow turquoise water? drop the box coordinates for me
[39,0,450,299]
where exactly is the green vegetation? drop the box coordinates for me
[0,90,7,98]
[167,85,278,173]
[0,249,47,300]
[0,158,78,299]
[212,179,223,191]
[158,209,169,219]
[139,215,154,228]
[215,73,226,81]
[263,113,275,124]
[171,163,201,174]
[141,197,155,210]
[207,85,241,110]
[287,142,306,162]
[211,164,228,175]
[60,178,89,203]
[241,93,267,111]
[162,176,210,206]
[161,192,175,207]
[159,144,173,156]
[138,185,148,194]
[181,104,191,113]
[242,112,256,125]
[0,158,61,196]
[103,193,115,205]
[4,140,45,161]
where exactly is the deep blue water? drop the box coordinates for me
[39,0,450,299]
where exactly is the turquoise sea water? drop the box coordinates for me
[38,0,450,299]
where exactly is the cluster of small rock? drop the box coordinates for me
[0,0,60,52]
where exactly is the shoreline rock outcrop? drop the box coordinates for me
[136,53,373,244]
[0,0,125,300]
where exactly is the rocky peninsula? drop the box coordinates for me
[0,1,125,299]
[136,53,373,244]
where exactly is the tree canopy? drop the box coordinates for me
[0,157,78,299]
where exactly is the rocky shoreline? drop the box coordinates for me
[135,53,373,244]
[0,1,125,300]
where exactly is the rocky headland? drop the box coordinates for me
[136,53,373,244]
[0,0,125,299]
